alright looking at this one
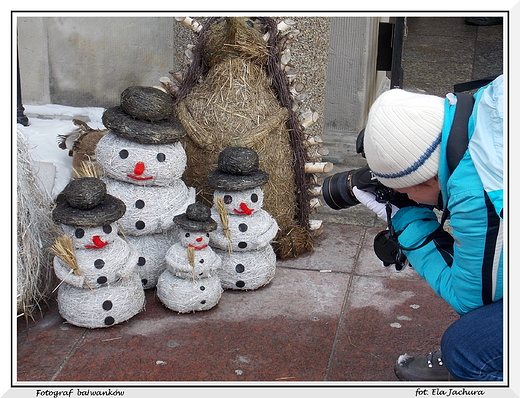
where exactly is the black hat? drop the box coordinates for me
[207,147,269,191]
[174,203,217,232]
[52,178,126,227]
[102,86,186,145]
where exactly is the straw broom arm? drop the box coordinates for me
[176,102,217,151]
[53,257,85,288]
[239,107,289,147]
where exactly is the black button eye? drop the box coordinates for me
[224,195,232,204]
[157,153,166,162]
[251,193,259,203]
[206,233,210,237]
[119,149,129,159]
[103,225,112,234]
[75,228,85,239]
[185,233,190,238]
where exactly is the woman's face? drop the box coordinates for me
[393,176,440,206]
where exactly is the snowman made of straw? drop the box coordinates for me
[51,177,145,328]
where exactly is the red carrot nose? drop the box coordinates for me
[196,237,203,242]
[134,162,145,175]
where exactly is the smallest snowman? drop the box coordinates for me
[156,203,223,313]
[208,147,279,290]
[51,177,145,328]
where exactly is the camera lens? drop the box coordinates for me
[322,170,360,210]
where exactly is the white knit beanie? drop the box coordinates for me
[363,89,445,189]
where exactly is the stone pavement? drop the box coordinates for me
[17,220,458,383]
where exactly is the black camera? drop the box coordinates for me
[322,129,410,210]
[321,129,411,271]
[322,165,409,210]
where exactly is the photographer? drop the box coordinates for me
[354,75,503,381]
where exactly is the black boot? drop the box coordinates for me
[394,350,454,381]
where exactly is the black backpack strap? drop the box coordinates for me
[446,93,475,174]
[439,92,475,227]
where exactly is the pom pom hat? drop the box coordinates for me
[363,89,445,189]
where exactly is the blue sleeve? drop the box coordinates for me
[392,182,503,315]
[391,206,462,314]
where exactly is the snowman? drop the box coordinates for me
[207,147,279,290]
[96,86,196,289]
[51,177,145,328]
[156,202,223,313]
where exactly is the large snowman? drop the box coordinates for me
[156,202,223,313]
[51,177,145,328]
[208,147,279,290]
[96,86,196,289]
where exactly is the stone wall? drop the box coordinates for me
[17,15,382,168]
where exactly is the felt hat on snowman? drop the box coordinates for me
[52,177,126,227]
[102,86,186,145]
[174,202,218,233]
[207,146,269,191]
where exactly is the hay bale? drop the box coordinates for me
[176,17,313,259]
[17,131,60,319]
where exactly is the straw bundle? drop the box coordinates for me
[72,159,103,179]
[17,131,60,319]
[214,196,232,252]
[176,17,313,259]
[164,242,222,279]
[213,245,276,290]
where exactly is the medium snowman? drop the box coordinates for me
[208,147,279,290]
[96,86,195,289]
[51,177,145,328]
[156,202,223,313]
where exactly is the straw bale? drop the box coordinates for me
[213,245,276,290]
[57,272,145,328]
[17,131,60,318]
[176,17,312,259]
[156,270,222,313]
[178,59,297,230]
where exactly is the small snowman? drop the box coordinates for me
[96,86,196,289]
[51,177,145,328]
[208,147,279,290]
[156,202,223,313]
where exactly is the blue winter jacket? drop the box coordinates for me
[391,75,504,315]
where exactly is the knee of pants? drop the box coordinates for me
[441,301,503,381]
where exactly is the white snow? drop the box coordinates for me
[16,104,107,198]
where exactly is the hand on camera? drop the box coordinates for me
[352,187,399,221]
